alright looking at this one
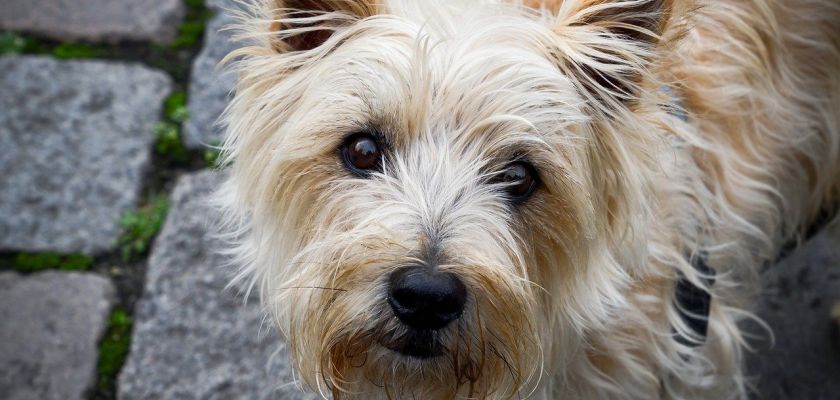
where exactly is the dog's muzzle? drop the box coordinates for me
[384,266,467,358]
[388,266,467,330]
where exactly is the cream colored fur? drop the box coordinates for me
[215,0,840,398]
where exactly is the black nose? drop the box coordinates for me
[388,266,467,330]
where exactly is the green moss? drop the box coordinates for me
[118,195,169,261]
[0,32,49,55]
[164,90,190,123]
[52,43,104,59]
[0,32,27,55]
[57,254,95,270]
[172,21,206,48]
[1,252,93,272]
[201,138,222,168]
[96,308,133,393]
[171,0,214,48]
[1,31,109,59]
[13,253,61,271]
[203,147,222,168]
[0,31,105,59]
[154,121,189,161]
[153,91,191,162]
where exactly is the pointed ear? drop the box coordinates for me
[267,0,381,53]
[571,0,670,45]
[552,0,673,104]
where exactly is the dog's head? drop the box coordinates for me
[220,0,673,397]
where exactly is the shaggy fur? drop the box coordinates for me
[215,0,840,398]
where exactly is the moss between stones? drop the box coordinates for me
[171,0,214,49]
[0,252,94,272]
[154,121,189,162]
[0,32,108,59]
[155,87,224,168]
[165,90,190,123]
[203,142,223,168]
[118,195,170,261]
[52,42,105,59]
[96,308,133,394]
[154,90,191,162]
[0,32,39,55]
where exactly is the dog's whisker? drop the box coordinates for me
[278,286,348,292]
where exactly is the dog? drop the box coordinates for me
[215,0,840,398]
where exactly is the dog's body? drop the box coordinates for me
[217,0,840,398]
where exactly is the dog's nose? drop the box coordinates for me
[387,266,467,330]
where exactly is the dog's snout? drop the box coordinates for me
[387,266,467,330]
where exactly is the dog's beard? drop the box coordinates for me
[270,236,542,399]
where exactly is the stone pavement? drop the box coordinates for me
[183,0,239,149]
[746,225,840,400]
[118,171,313,400]
[0,56,172,256]
[0,272,114,400]
[0,0,184,44]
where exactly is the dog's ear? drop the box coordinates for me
[549,0,673,104]
[268,0,380,52]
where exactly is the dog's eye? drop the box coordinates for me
[341,132,382,175]
[495,162,538,202]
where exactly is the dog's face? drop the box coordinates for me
[222,0,666,397]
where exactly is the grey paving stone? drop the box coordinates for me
[0,56,172,255]
[0,271,115,400]
[183,1,240,149]
[746,225,840,400]
[0,0,184,44]
[118,171,314,400]
[208,0,241,10]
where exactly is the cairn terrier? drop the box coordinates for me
[216,0,840,398]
